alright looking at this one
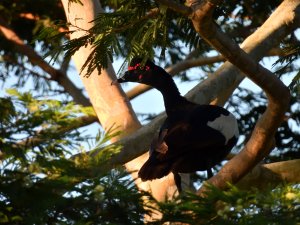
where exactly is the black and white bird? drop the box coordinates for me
[116,58,239,192]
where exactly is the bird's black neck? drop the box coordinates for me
[156,75,192,116]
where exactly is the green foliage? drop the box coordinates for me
[273,44,300,93]
[0,89,148,224]
[35,0,203,76]
[1,89,87,160]
[151,185,300,225]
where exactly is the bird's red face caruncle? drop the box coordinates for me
[128,63,150,72]
[117,62,153,84]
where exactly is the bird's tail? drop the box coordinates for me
[138,159,171,181]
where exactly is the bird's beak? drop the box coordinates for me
[111,77,126,85]
[116,77,127,83]
[111,79,117,86]
[111,74,127,85]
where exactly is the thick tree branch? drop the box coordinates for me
[236,159,300,190]
[183,0,293,192]
[0,16,90,106]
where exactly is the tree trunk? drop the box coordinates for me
[61,0,179,206]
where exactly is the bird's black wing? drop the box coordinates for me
[139,105,238,180]
[151,105,238,160]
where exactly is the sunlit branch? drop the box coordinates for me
[0,16,90,106]
[15,115,98,149]
[183,0,292,193]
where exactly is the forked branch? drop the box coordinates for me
[156,0,295,193]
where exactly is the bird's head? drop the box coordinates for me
[116,58,168,87]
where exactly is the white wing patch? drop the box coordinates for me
[207,113,239,144]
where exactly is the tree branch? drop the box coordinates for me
[0,16,90,106]
[0,114,98,161]
[184,0,293,192]
[18,115,98,148]
[155,0,192,16]
[187,1,299,106]
[236,159,300,190]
